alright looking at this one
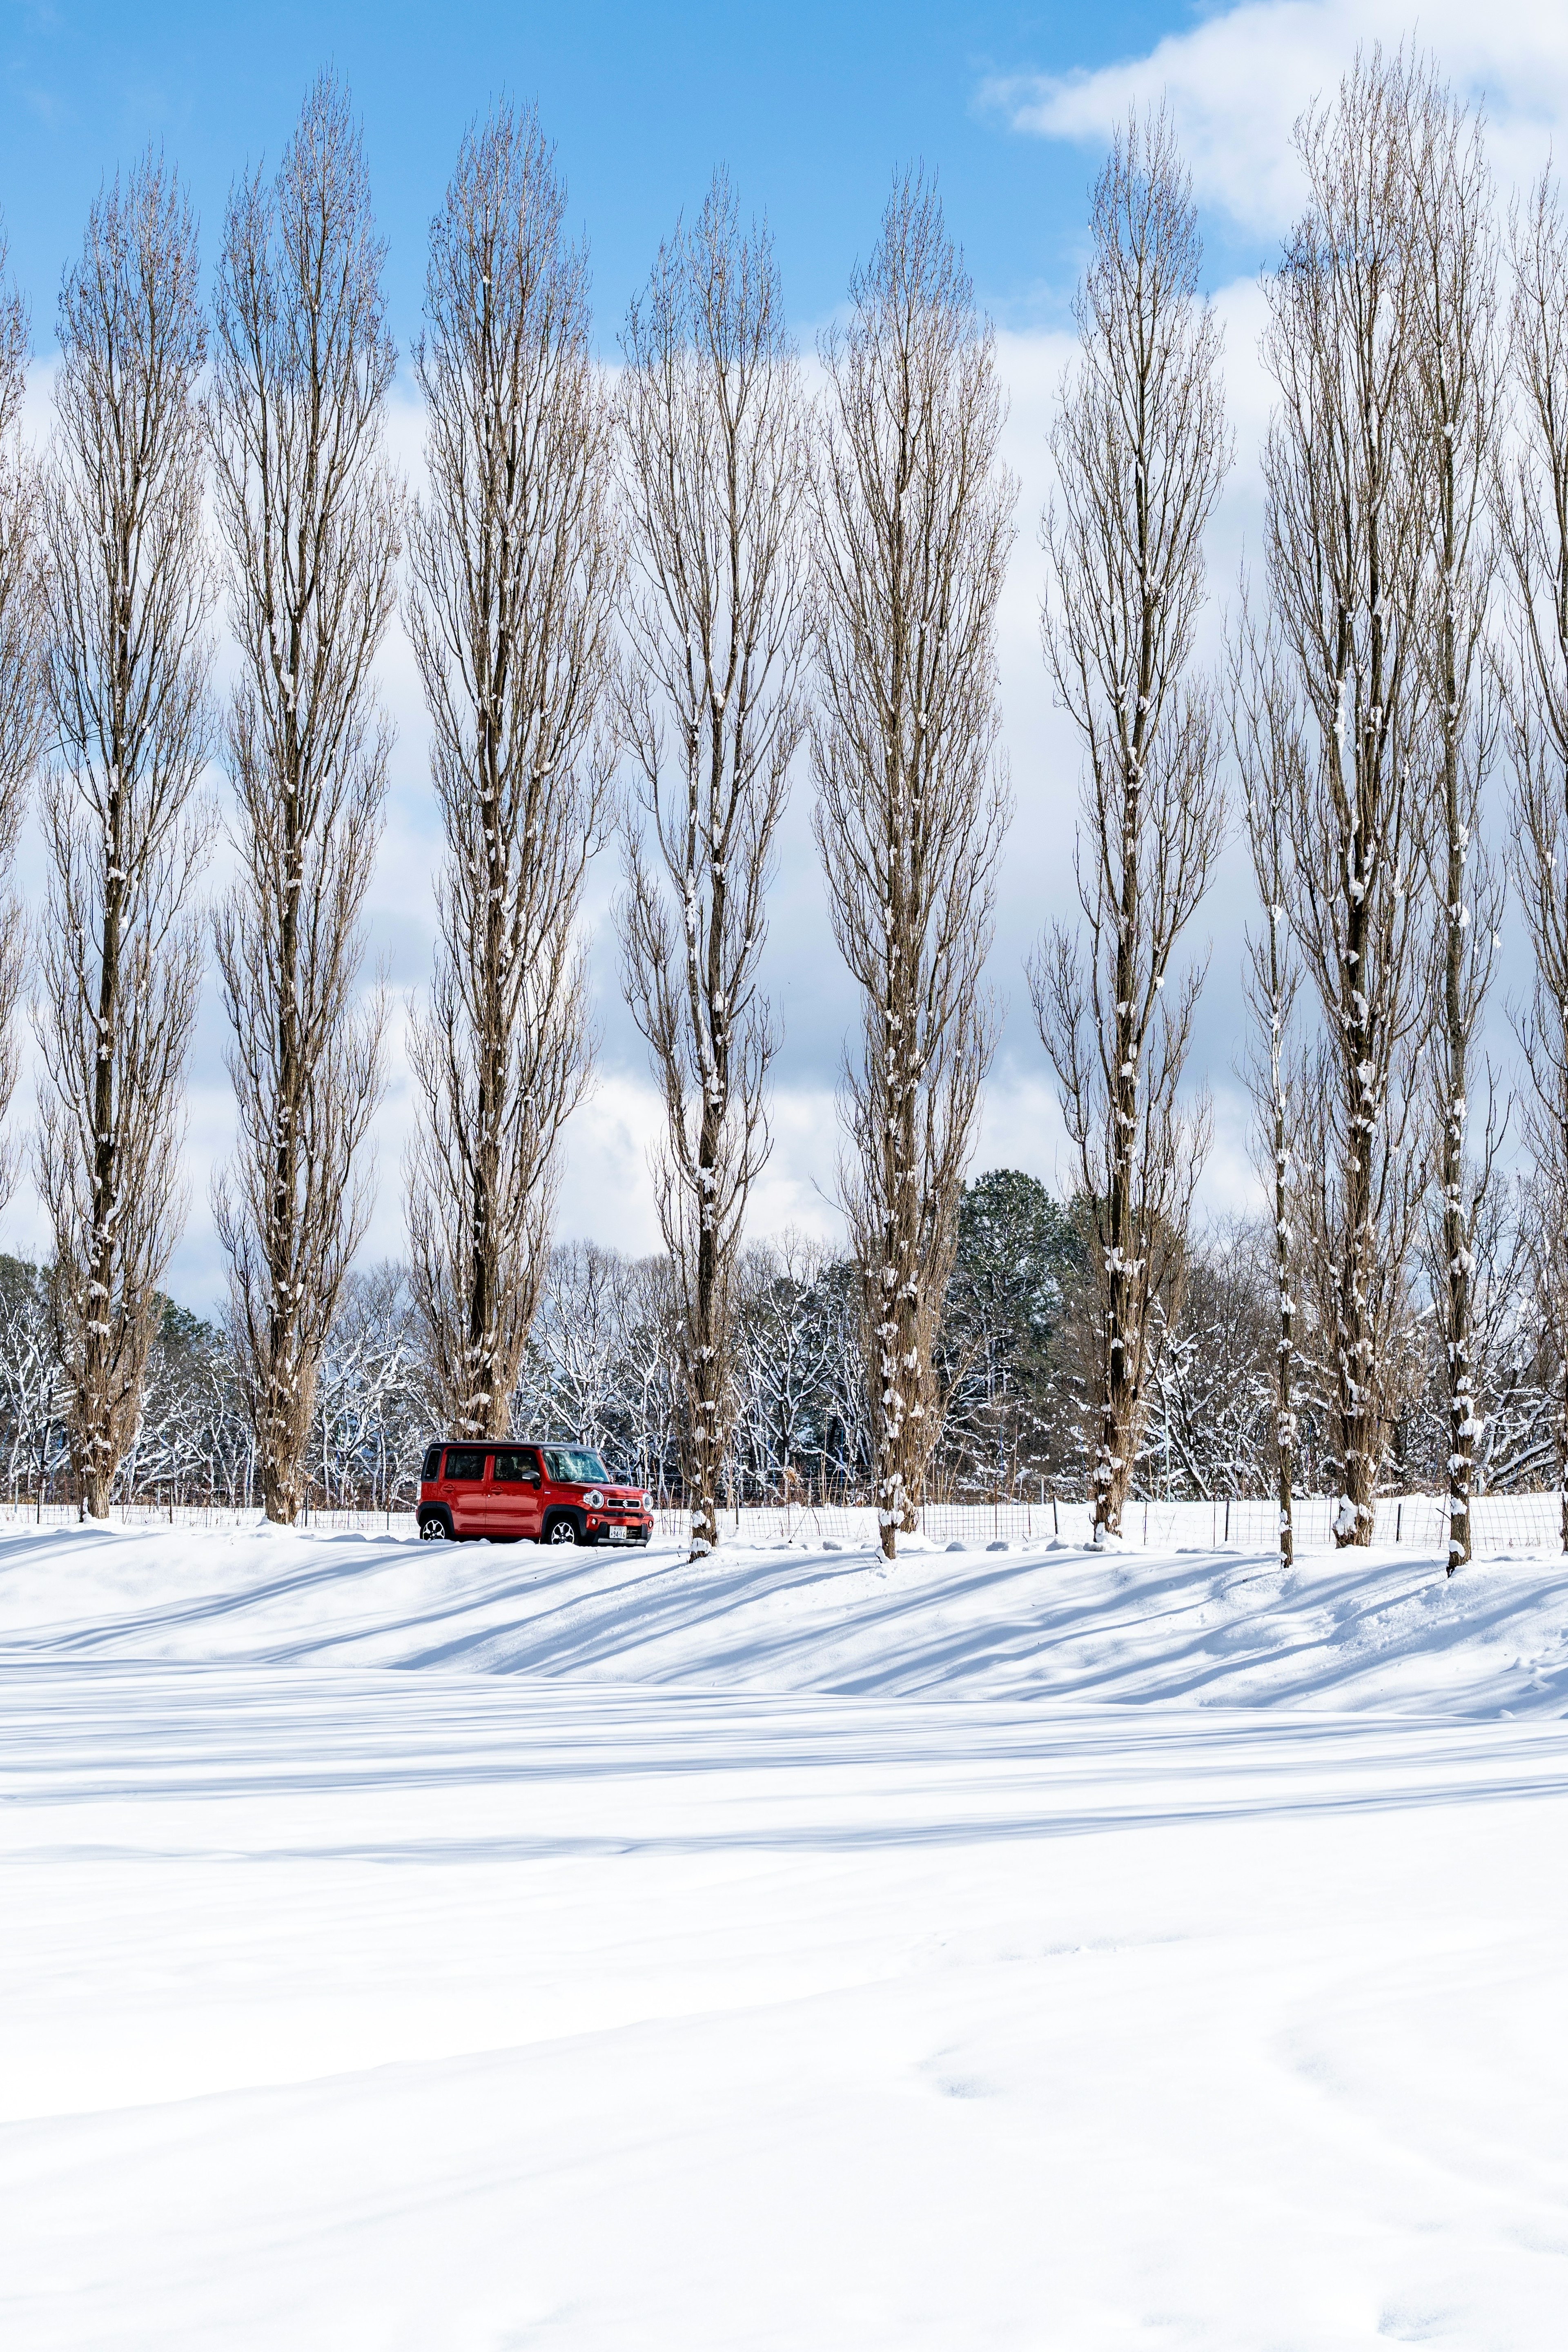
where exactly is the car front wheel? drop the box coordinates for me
[545,1515,579,1546]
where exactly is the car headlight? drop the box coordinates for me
[584,1489,604,1510]
[643,1492,655,1511]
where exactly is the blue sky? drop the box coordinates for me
[0,1,1226,345]
[2,0,1561,1306]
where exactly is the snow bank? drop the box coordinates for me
[5,1524,1568,2346]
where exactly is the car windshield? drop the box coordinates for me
[542,1447,610,1486]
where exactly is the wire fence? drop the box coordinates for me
[0,1501,417,1537]
[659,1492,1568,1554]
[1,1492,1562,1553]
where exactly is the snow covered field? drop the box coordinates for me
[5,1521,1568,2346]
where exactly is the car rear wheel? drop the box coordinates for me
[419,1512,451,1542]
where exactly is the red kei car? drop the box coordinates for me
[416,1441,655,1547]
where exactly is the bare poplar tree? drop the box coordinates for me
[1231,626,1305,1567]
[812,173,1014,1562]
[34,158,214,1517]
[209,77,400,1524]
[1499,165,1568,1555]
[618,175,808,1558]
[405,107,618,1439]
[1406,80,1504,1572]
[1031,111,1228,1543]
[1259,53,1433,1548]
[0,228,42,1205]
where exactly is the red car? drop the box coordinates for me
[416,1441,655,1547]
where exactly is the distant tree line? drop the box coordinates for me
[0,1165,1557,1515]
[0,56,1567,1559]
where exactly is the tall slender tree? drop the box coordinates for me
[0,226,42,1206]
[1259,53,1434,1547]
[618,175,808,1558]
[1407,78,1503,1573]
[35,158,214,1517]
[405,107,618,1438]
[812,173,1014,1562]
[1231,624,1305,1567]
[1499,165,1568,1555]
[1032,110,1229,1542]
[209,76,400,1524]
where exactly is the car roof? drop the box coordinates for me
[434,1438,601,1450]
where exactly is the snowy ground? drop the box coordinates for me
[5,1522,1568,2346]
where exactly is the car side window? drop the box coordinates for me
[443,1449,487,1483]
[421,1446,441,1482]
[493,1449,539,1486]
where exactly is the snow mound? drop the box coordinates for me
[0,1519,1565,1717]
[7,1521,1568,2345]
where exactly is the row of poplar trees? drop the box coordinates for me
[1040,49,1568,1572]
[0,54,1558,1566]
[0,79,1012,1554]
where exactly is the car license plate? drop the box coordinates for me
[608,1525,626,1542]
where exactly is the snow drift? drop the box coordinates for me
[3,1522,1566,2349]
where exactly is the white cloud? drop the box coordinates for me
[984,0,1568,236]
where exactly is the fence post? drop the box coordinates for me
[1224,1497,1230,1544]
[1051,1490,1059,1536]
[1395,1501,1403,1545]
